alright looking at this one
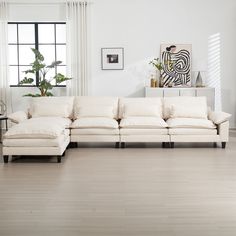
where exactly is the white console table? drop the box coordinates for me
[145,87,215,109]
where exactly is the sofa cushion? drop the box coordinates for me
[168,128,217,135]
[119,97,163,119]
[120,117,168,129]
[74,96,119,119]
[166,118,216,129]
[163,96,208,119]
[171,104,208,119]
[71,128,119,135]
[4,121,65,139]
[7,111,28,124]
[78,106,114,118]
[71,118,119,129]
[208,111,231,125]
[24,117,72,128]
[3,131,69,147]
[123,103,161,118]
[120,128,168,135]
[29,96,74,118]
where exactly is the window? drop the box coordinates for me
[8,22,66,86]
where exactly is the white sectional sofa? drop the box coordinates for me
[2,96,231,163]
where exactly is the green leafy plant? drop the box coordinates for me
[149,58,163,71]
[19,48,72,97]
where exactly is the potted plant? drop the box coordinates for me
[19,48,72,96]
[149,58,163,87]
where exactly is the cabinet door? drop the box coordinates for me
[145,88,163,97]
[196,88,215,109]
[179,88,195,96]
[163,88,179,97]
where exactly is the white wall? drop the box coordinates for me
[7,0,236,127]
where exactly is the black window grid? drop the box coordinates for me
[8,22,66,87]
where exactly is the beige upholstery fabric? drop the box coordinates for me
[168,128,217,135]
[71,128,119,135]
[120,128,168,135]
[71,118,119,129]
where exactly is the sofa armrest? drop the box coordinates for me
[7,111,28,124]
[218,121,229,142]
[208,111,231,125]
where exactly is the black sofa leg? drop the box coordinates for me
[213,142,217,148]
[69,142,78,148]
[57,156,62,163]
[170,142,175,148]
[121,142,125,148]
[115,142,120,148]
[62,151,66,157]
[222,142,226,149]
[3,155,9,163]
[162,142,166,148]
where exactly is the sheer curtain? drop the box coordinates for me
[66,0,90,96]
[0,1,11,114]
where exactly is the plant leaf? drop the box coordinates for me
[54,73,72,84]
[46,61,62,68]
[23,93,41,97]
[19,77,34,85]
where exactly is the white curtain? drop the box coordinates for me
[66,0,90,96]
[0,1,11,114]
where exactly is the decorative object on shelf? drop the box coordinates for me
[101,48,124,70]
[150,74,157,87]
[0,100,6,115]
[149,58,163,87]
[19,48,72,97]
[195,71,204,87]
[160,44,192,87]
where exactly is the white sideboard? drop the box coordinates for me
[145,87,215,109]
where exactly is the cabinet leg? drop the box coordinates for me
[222,142,226,149]
[3,155,9,163]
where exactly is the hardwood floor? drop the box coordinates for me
[1,132,236,236]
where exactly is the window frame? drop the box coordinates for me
[8,22,67,87]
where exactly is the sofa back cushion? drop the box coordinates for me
[29,96,74,118]
[74,96,119,119]
[163,96,208,119]
[119,97,163,119]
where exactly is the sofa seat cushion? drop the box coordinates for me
[120,128,168,135]
[168,128,217,135]
[166,118,216,129]
[71,118,119,129]
[71,128,119,135]
[4,119,68,139]
[3,131,69,147]
[120,117,168,129]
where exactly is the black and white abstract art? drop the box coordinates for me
[160,44,191,87]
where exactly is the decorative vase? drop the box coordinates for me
[195,71,203,87]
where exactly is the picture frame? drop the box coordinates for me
[160,44,192,87]
[101,47,124,70]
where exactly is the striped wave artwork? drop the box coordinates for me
[160,44,192,87]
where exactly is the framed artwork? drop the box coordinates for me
[101,47,124,70]
[160,44,192,87]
